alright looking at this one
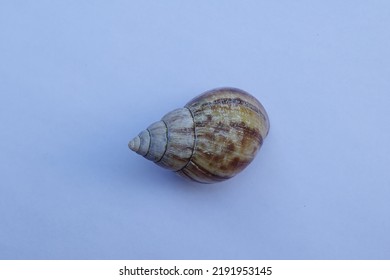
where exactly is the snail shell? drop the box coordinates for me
[128,87,270,183]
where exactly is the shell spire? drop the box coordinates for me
[128,130,150,156]
[128,136,140,152]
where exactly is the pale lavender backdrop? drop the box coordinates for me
[0,0,389,259]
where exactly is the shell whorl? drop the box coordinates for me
[129,87,270,184]
[128,107,195,171]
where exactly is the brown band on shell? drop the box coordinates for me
[229,121,264,144]
[187,87,270,138]
[199,97,262,115]
[175,106,197,172]
[191,98,268,136]
[178,160,232,183]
